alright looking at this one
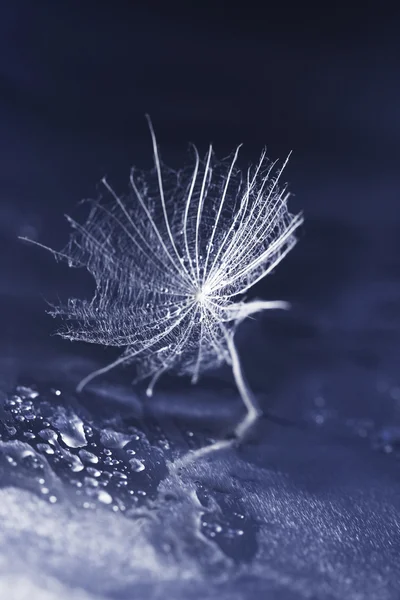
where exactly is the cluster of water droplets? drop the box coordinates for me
[0,385,158,514]
[193,478,257,561]
[0,383,256,563]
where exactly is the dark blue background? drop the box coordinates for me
[1,3,400,599]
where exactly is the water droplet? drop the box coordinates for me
[202,520,224,538]
[53,413,87,448]
[224,527,244,538]
[233,512,245,520]
[39,429,58,444]
[49,495,57,503]
[69,455,84,472]
[21,452,43,470]
[97,490,113,505]
[116,479,128,487]
[36,443,55,455]
[103,457,119,466]
[129,458,145,472]
[5,455,17,467]
[84,476,99,488]
[86,467,101,477]
[112,471,128,481]
[83,425,93,437]
[16,386,38,399]
[100,430,132,449]
[79,449,99,464]
[157,439,170,450]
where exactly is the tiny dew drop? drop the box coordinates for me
[84,425,93,437]
[97,490,113,505]
[86,467,101,477]
[5,455,17,467]
[79,449,99,464]
[55,414,87,449]
[36,443,55,455]
[100,430,131,449]
[225,527,244,538]
[69,455,84,473]
[112,471,127,480]
[129,458,145,472]
[22,453,43,471]
[39,429,58,444]
[84,476,99,488]
[16,386,38,399]
[233,512,245,520]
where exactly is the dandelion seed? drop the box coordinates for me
[20,116,303,450]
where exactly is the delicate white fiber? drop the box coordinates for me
[22,117,303,440]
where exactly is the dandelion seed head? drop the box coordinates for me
[194,285,211,304]
[41,119,303,391]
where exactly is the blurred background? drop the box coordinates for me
[1,2,400,368]
[1,3,400,599]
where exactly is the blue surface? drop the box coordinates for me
[1,3,400,598]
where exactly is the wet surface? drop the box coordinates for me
[2,313,400,600]
[1,2,400,598]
